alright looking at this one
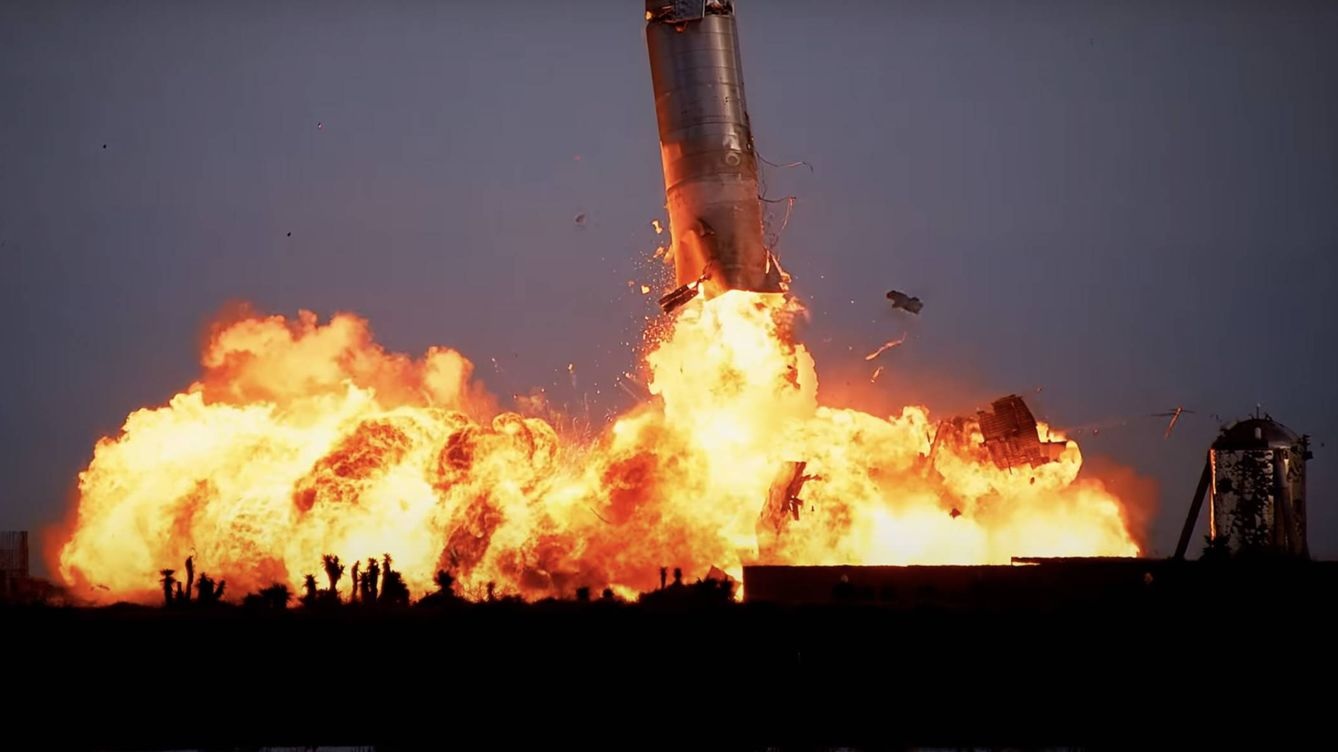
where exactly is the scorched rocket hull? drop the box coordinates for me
[646,1,783,298]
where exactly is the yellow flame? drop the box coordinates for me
[57,293,1138,602]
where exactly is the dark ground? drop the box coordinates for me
[7,561,1337,749]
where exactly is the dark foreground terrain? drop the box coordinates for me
[7,560,1337,749]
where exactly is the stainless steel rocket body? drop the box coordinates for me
[646,2,783,296]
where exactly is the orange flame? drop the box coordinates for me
[56,293,1139,602]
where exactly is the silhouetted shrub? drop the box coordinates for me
[159,569,176,608]
[417,570,461,609]
[243,583,291,610]
[195,573,226,605]
[301,574,319,607]
[322,554,345,603]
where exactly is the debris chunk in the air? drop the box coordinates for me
[870,366,885,383]
[658,283,699,314]
[974,394,1067,470]
[886,289,924,314]
[864,333,908,361]
[640,284,651,295]
[574,213,586,226]
[949,507,962,519]
[651,219,664,235]
[316,121,324,130]
[1152,406,1194,439]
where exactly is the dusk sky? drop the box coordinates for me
[2,0,1335,568]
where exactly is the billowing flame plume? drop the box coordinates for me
[57,293,1139,602]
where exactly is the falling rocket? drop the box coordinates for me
[646,1,785,311]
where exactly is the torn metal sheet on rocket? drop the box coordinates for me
[974,395,1067,470]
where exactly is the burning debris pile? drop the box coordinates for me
[56,294,1140,604]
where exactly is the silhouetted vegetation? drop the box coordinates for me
[417,569,462,609]
[141,554,1334,616]
[156,558,226,607]
[379,568,410,607]
[195,573,226,604]
[150,555,746,610]
[19,562,1338,752]
[135,554,1331,620]
[637,564,736,608]
[353,554,407,606]
[322,554,345,603]
[159,569,176,607]
[301,574,318,607]
[359,557,380,602]
[242,583,291,610]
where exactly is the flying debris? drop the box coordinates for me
[316,121,324,130]
[949,507,962,519]
[870,366,885,384]
[758,460,820,556]
[651,219,663,235]
[657,283,700,314]
[864,334,907,362]
[1153,407,1195,439]
[574,213,587,226]
[616,379,643,401]
[974,395,1067,471]
[886,290,923,314]
[658,264,715,314]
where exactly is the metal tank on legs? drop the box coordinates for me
[1208,415,1311,557]
[645,1,785,311]
[1174,411,1312,560]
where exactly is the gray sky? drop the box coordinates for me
[2,0,1336,569]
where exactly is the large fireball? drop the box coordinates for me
[57,293,1139,602]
